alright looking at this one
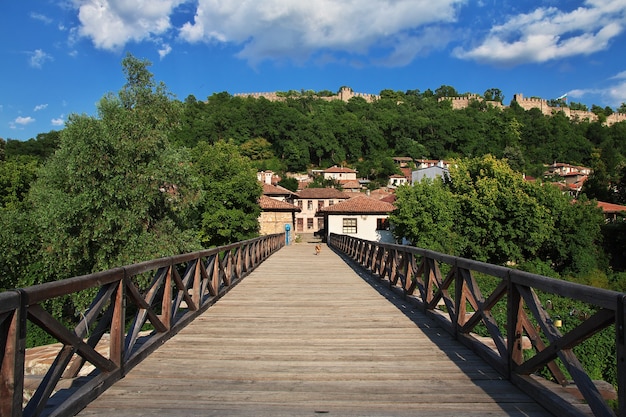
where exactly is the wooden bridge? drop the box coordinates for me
[2,234,625,416]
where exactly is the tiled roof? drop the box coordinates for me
[340,180,362,189]
[319,194,395,214]
[380,194,397,204]
[323,166,357,173]
[597,201,626,214]
[368,188,393,199]
[400,167,412,178]
[259,196,300,211]
[296,187,350,199]
[262,182,297,196]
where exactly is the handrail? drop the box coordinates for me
[0,233,285,417]
[329,233,626,417]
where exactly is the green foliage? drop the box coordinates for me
[277,177,299,192]
[390,179,459,254]
[392,155,606,277]
[355,154,400,188]
[0,156,39,209]
[0,205,41,291]
[191,140,261,247]
[23,54,201,313]
[447,155,552,264]
[4,131,61,162]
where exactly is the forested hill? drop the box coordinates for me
[168,88,626,198]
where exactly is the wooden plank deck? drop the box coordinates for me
[76,242,554,417]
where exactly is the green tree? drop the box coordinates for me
[483,88,504,103]
[28,53,199,290]
[5,131,61,162]
[0,156,39,209]
[390,179,459,254]
[277,177,299,192]
[532,184,606,276]
[192,140,261,247]
[447,155,552,264]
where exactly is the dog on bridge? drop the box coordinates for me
[314,244,322,255]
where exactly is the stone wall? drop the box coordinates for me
[234,86,379,103]
[440,93,626,126]
[512,93,626,126]
[259,211,294,236]
[439,95,504,110]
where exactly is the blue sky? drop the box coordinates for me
[2,0,626,141]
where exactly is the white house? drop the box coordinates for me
[388,174,407,188]
[318,194,395,243]
[322,166,358,182]
[412,165,450,184]
[293,187,350,234]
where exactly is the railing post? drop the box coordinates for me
[0,291,26,417]
[110,278,126,369]
[618,294,626,416]
[506,271,522,381]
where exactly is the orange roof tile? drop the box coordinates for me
[597,201,626,214]
[259,196,300,211]
[296,187,350,199]
[323,166,357,173]
[262,182,297,196]
[319,194,395,214]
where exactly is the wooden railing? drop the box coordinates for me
[330,233,626,417]
[0,233,285,417]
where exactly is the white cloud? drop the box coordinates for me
[567,72,626,107]
[51,116,65,126]
[34,104,48,111]
[454,0,626,66]
[177,0,465,65]
[29,49,53,68]
[31,12,53,25]
[74,0,187,51]
[611,70,626,80]
[11,116,36,129]
[158,43,172,59]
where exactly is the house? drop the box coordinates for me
[322,166,358,182]
[258,183,300,236]
[545,163,592,177]
[258,196,301,235]
[257,170,280,185]
[293,187,350,235]
[392,156,413,167]
[388,174,407,188]
[317,194,395,243]
[261,183,297,203]
[597,201,626,222]
[412,165,450,184]
[415,159,451,170]
[341,179,362,193]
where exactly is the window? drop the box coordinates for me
[318,200,325,210]
[307,218,314,229]
[318,218,324,230]
[329,200,334,206]
[343,218,357,234]
[377,218,390,230]
[297,200,303,209]
[307,200,313,210]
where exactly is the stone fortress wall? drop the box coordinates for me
[237,87,626,126]
[440,93,626,126]
[234,86,380,103]
[512,94,626,125]
[443,94,505,110]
